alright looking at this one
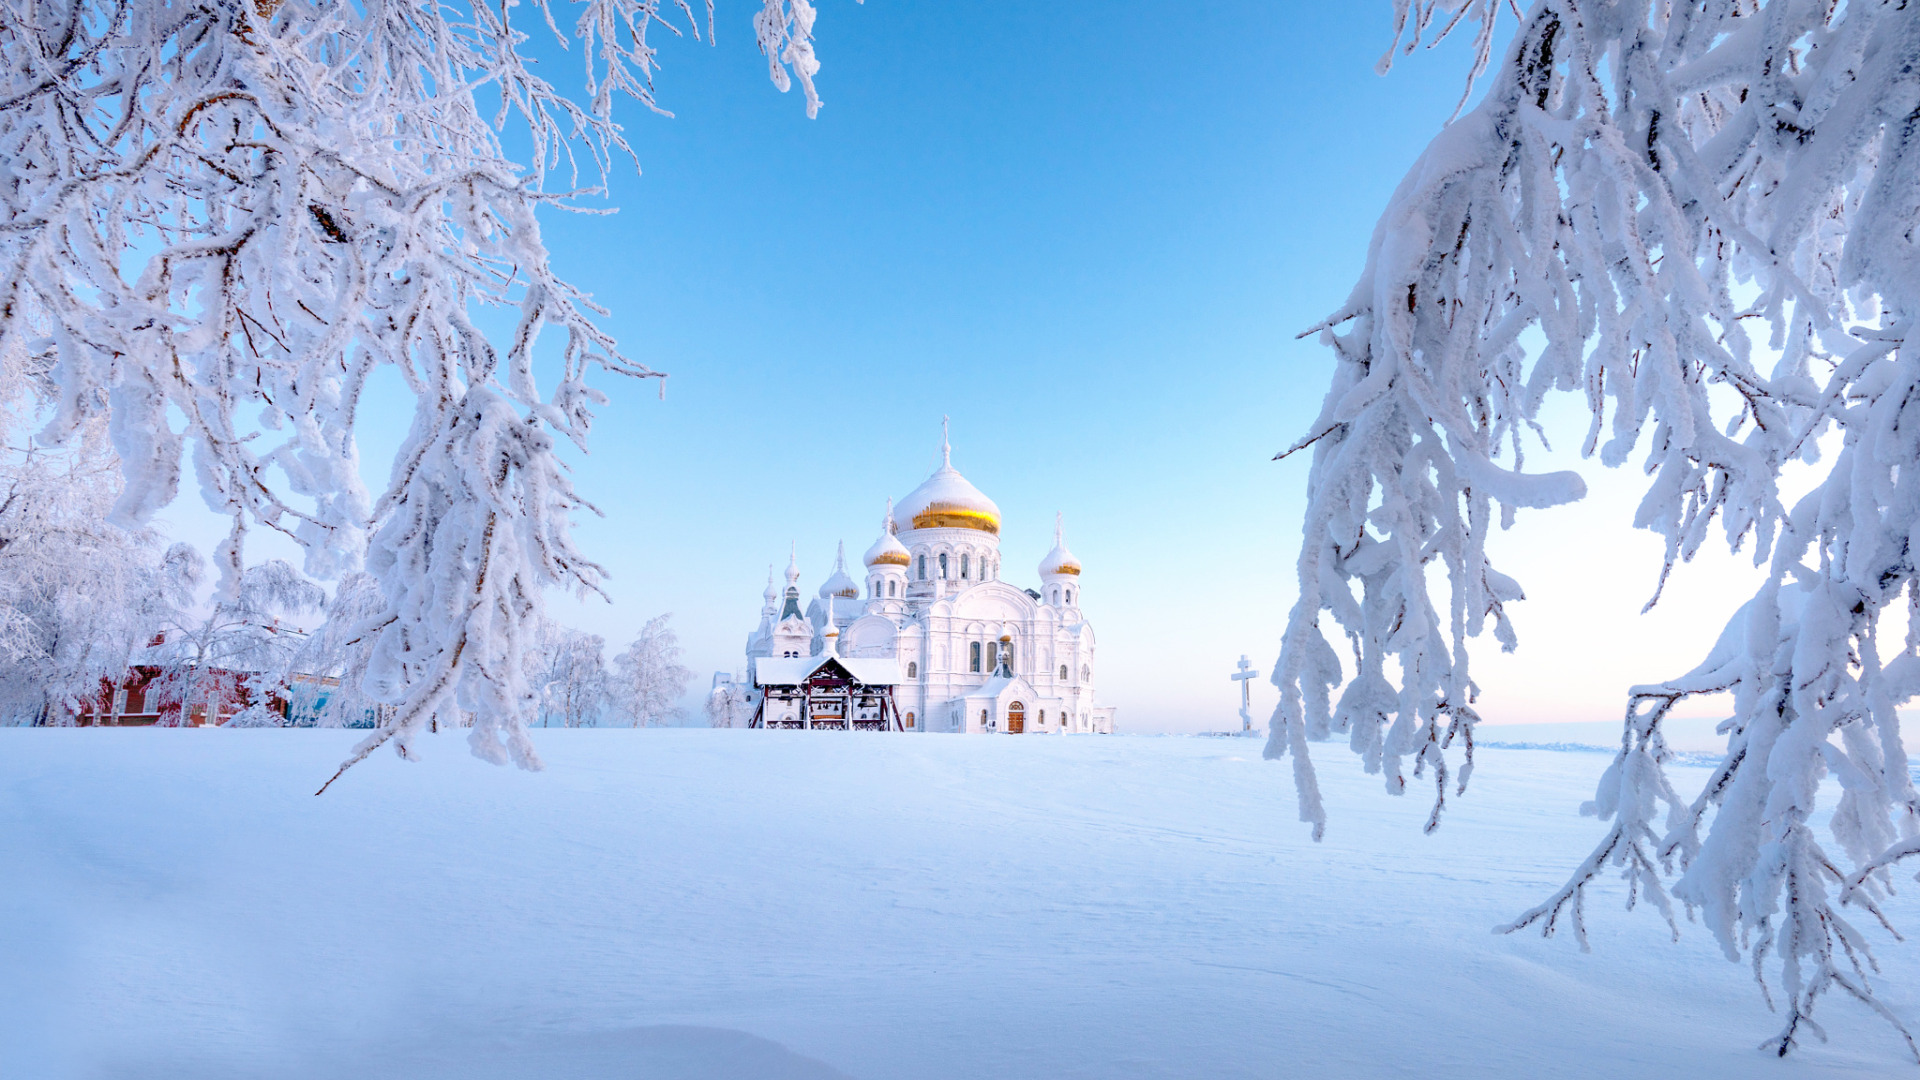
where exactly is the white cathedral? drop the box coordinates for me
[734,432,1115,734]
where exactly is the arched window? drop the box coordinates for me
[1060,664,1068,680]
[888,580,897,598]
[969,641,982,672]
[1066,588,1074,604]
[1050,587,1059,604]
[960,553,969,579]
[985,641,998,671]
[917,554,926,580]
[905,711,916,729]
[939,553,949,579]
[1039,709,1046,725]
[907,661,918,679]
[1082,664,1090,680]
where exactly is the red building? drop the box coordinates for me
[71,664,281,727]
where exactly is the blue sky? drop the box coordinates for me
[170,3,1772,731]
[526,2,1489,730]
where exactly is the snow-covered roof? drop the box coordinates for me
[1039,512,1081,576]
[864,498,912,568]
[898,428,999,535]
[818,541,861,599]
[753,654,903,687]
[965,673,1038,702]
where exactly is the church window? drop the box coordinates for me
[888,580,897,597]
[1059,664,1068,679]
[1039,710,1046,724]
[985,641,998,671]
[905,711,916,729]
[1082,665,1090,680]
[1050,587,1059,604]
[939,553,949,579]
[961,553,969,579]
[1066,588,1074,604]
[918,555,926,580]
[969,641,981,672]
[907,661,918,678]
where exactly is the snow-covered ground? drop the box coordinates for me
[4,729,1915,1079]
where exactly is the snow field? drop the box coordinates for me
[3,729,1915,1079]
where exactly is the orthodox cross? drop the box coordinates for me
[1230,655,1258,733]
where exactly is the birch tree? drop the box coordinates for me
[526,618,610,727]
[149,556,325,725]
[611,612,689,726]
[704,673,753,728]
[1274,0,1920,1057]
[0,0,832,779]
[0,432,194,724]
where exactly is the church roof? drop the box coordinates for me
[1039,512,1081,576]
[898,425,1000,535]
[966,672,1039,703]
[864,498,912,567]
[818,541,860,599]
[753,654,903,687]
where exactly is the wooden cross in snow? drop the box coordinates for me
[1231,655,1258,734]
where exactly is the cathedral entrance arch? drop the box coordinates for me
[1007,701,1025,734]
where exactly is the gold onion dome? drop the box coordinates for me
[898,426,1001,535]
[864,498,913,568]
[1039,512,1081,576]
[818,541,861,599]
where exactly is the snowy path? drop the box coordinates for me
[3,730,1915,1079]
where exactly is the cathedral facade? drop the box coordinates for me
[740,434,1115,734]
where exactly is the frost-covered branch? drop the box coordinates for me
[0,0,832,778]
[1277,0,1920,1055]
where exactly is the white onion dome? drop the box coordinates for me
[820,598,841,654]
[1039,512,1081,577]
[898,431,1000,535]
[819,541,861,599]
[864,498,912,568]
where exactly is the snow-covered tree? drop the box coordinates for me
[0,0,830,778]
[611,613,690,727]
[1275,0,1920,1056]
[704,673,754,728]
[526,619,610,727]
[279,570,387,727]
[149,558,326,725]
[0,432,194,724]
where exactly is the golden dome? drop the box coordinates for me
[864,498,914,567]
[1039,513,1082,576]
[909,503,1001,533]
[898,423,1001,535]
[898,465,1000,535]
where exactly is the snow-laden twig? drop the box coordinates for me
[0,0,831,777]
[1278,0,1920,1054]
